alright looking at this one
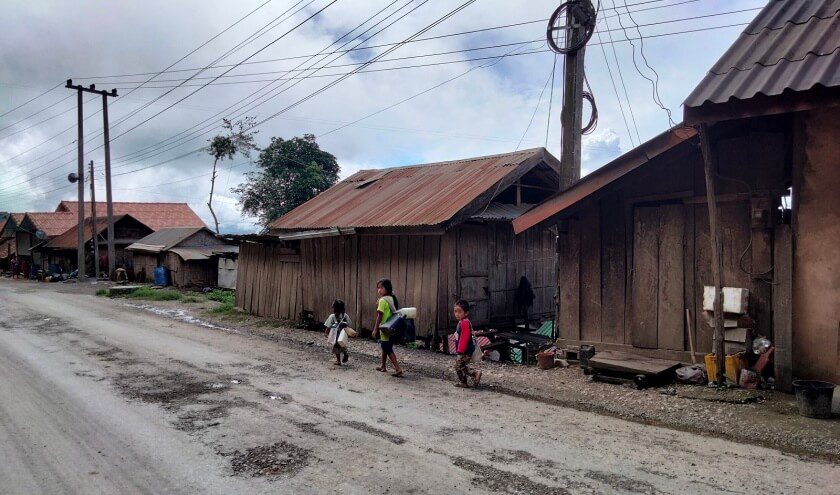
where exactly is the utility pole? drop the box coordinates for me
[66,82,86,282]
[102,91,117,279]
[65,80,117,278]
[547,0,596,189]
[89,160,100,280]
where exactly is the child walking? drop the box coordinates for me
[453,299,481,388]
[372,278,403,377]
[324,299,352,365]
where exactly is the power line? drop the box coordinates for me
[0,83,62,119]
[516,63,554,151]
[545,53,558,148]
[0,17,752,200]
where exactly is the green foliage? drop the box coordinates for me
[182,295,202,303]
[127,286,183,301]
[95,289,108,297]
[207,117,258,161]
[234,134,339,226]
[205,289,234,304]
[208,301,236,314]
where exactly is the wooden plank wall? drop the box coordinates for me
[552,128,790,358]
[301,235,359,330]
[484,223,556,328]
[355,235,440,337]
[235,242,302,321]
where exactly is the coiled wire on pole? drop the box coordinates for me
[546,0,597,54]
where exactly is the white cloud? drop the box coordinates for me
[0,0,761,229]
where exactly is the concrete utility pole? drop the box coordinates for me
[89,160,100,280]
[65,80,117,278]
[66,82,86,282]
[102,91,117,279]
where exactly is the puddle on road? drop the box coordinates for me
[122,303,237,332]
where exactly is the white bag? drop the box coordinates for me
[328,328,349,348]
[471,339,483,362]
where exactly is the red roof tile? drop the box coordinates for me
[22,212,79,237]
[56,201,205,230]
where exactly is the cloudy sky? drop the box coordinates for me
[0,0,763,232]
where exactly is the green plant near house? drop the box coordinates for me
[127,286,183,301]
[205,289,234,305]
[95,289,108,297]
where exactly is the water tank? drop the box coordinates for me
[153,266,170,286]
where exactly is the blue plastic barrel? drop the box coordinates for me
[153,266,170,286]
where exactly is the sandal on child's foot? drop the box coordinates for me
[334,361,342,366]
[391,371,403,378]
[342,353,349,363]
[454,382,470,388]
[375,366,386,372]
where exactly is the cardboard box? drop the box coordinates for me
[703,286,750,314]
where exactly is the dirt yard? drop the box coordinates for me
[1,279,838,493]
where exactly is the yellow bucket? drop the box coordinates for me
[705,352,746,385]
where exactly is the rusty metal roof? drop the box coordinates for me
[471,202,536,221]
[513,126,697,234]
[684,0,840,112]
[270,148,558,230]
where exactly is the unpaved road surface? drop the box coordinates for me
[1,282,838,494]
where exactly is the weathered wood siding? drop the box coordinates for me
[165,252,217,288]
[555,125,788,360]
[235,242,302,320]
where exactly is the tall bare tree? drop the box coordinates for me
[206,117,258,233]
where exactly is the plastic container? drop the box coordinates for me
[792,380,836,419]
[153,266,170,286]
[704,352,746,385]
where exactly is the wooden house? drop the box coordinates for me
[127,227,237,287]
[16,212,78,268]
[514,0,839,387]
[33,214,153,274]
[0,213,23,269]
[235,148,575,341]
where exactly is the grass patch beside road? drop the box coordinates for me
[127,286,183,301]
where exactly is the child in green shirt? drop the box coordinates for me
[372,278,403,377]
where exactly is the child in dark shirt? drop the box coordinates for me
[324,299,352,365]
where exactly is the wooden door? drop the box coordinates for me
[630,204,685,350]
[458,224,489,324]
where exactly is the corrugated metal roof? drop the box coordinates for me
[684,0,840,109]
[471,202,536,221]
[513,126,697,234]
[270,148,557,230]
[170,246,238,261]
[126,227,207,253]
[56,201,205,230]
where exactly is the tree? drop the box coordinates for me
[234,134,339,227]
[206,118,258,233]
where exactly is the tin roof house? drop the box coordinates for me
[234,148,575,341]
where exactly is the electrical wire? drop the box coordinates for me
[516,64,555,151]
[545,53,558,148]
[0,83,62,119]
[0,18,755,201]
[600,2,642,145]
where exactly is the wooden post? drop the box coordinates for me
[699,124,726,385]
[558,8,586,188]
[773,224,793,392]
[102,92,116,279]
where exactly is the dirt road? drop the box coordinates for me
[1,282,837,494]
